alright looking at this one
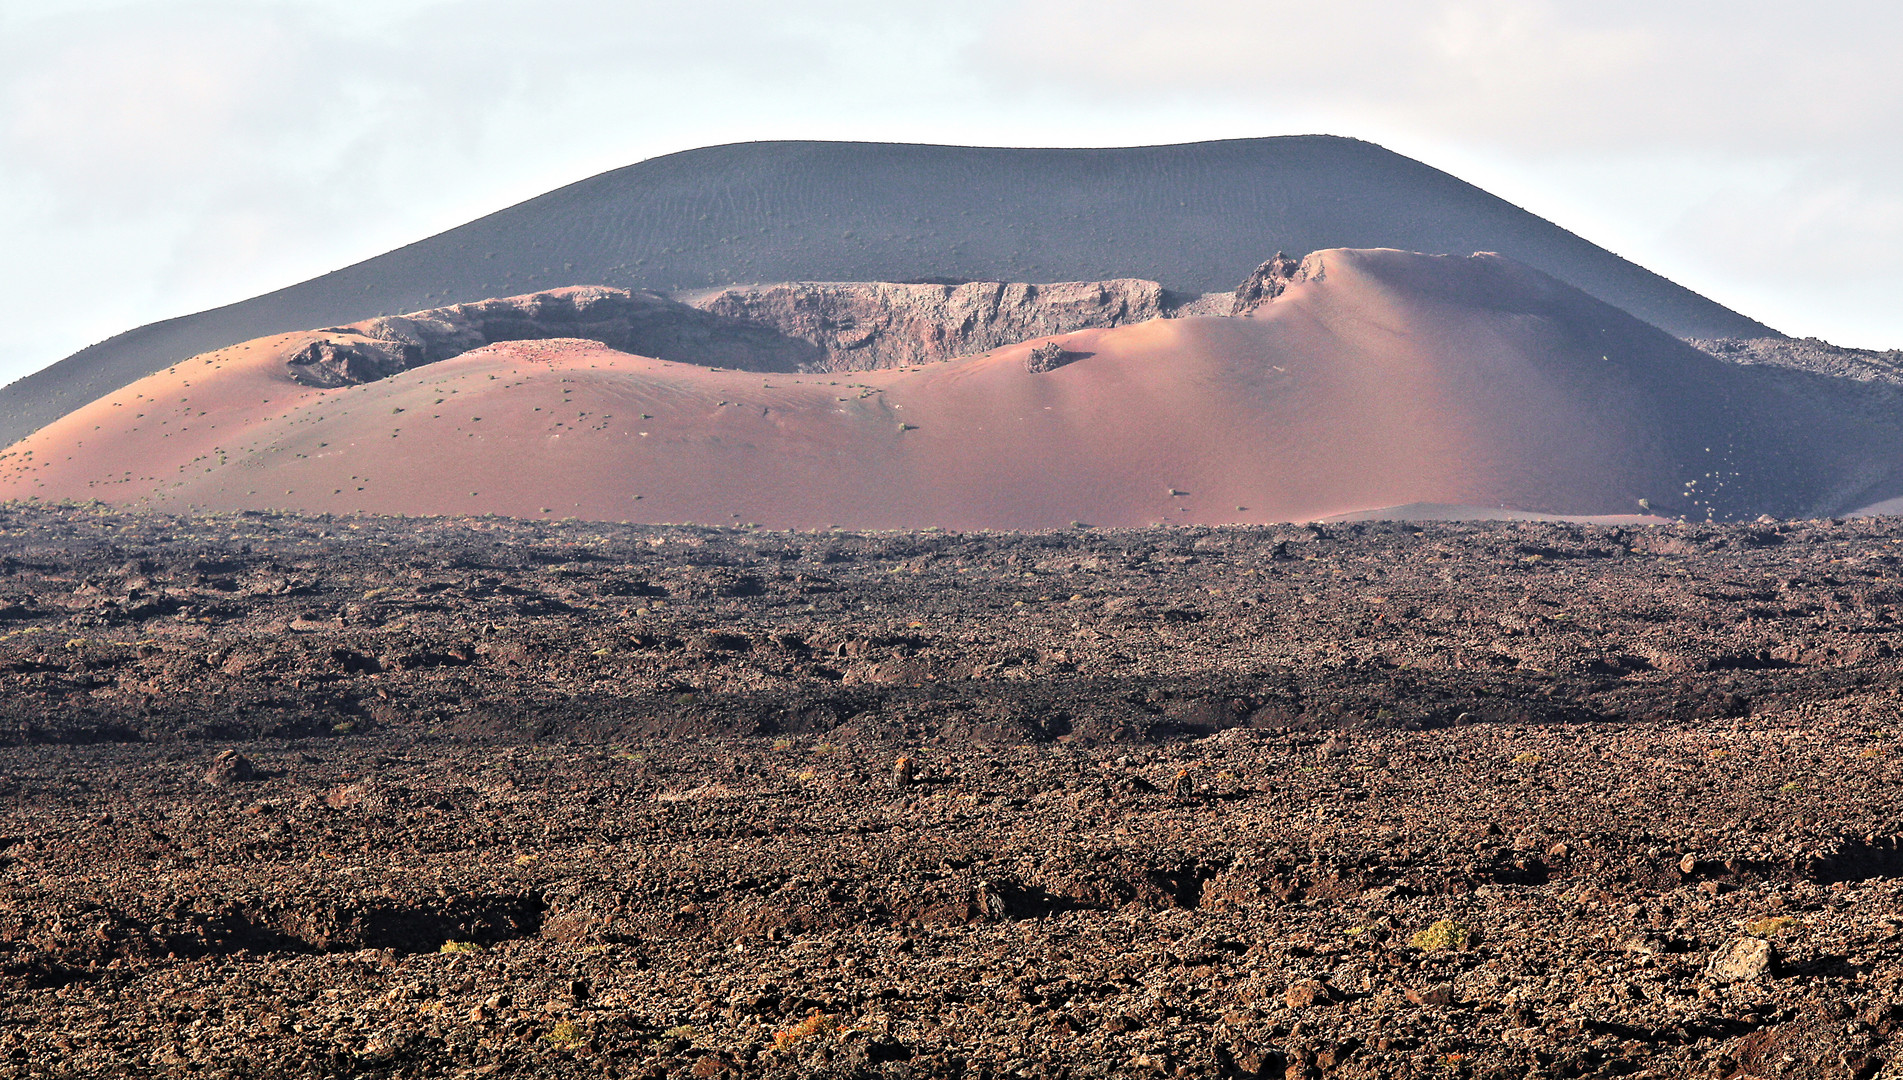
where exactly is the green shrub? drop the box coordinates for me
[541,1020,587,1050]
[1410,919,1472,952]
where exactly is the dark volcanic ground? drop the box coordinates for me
[1,507,1902,1078]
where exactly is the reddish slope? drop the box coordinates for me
[0,250,1886,528]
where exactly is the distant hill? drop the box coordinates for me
[5,251,1869,528]
[0,136,1777,446]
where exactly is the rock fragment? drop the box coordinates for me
[1707,937,1776,982]
[1172,769,1194,799]
[1026,342,1076,373]
[202,750,256,787]
[1405,985,1454,1006]
[1285,980,1337,1008]
[324,782,381,810]
[974,883,1010,922]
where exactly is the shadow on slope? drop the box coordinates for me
[0,250,1877,529]
[0,137,1776,445]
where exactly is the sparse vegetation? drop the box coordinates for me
[1410,920,1473,952]
[541,1020,588,1050]
[771,1012,840,1050]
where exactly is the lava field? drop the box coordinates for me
[0,506,1900,1078]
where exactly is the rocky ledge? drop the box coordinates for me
[279,256,1843,397]
[280,264,1267,388]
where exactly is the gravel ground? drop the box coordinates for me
[0,506,1899,1078]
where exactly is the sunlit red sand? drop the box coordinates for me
[2,250,1894,526]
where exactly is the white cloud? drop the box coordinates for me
[982,0,1903,150]
[976,0,1903,345]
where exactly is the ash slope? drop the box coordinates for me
[0,250,1879,528]
[0,136,1775,446]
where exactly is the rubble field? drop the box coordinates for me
[0,506,1899,1078]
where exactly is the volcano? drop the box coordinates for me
[0,137,1776,448]
[1,249,1881,528]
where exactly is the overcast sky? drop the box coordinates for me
[2,0,1898,384]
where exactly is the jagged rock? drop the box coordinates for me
[1405,985,1455,1006]
[1171,769,1194,799]
[1231,252,1315,314]
[1707,937,1777,982]
[4,507,1903,1078]
[1692,336,1903,387]
[285,338,419,388]
[973,883,1010,922]
[278,265,1282,389]
[1285,980,1338,1008]
[324,782,385,811]
[201,750,256,787]
[693,278,1178,372]
[1026,342,1075,373]
[288,287,817,386]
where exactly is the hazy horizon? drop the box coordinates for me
[2,0,1897,387]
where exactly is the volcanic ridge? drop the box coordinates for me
[10,135,1903,1080]
[0,249,1894,529]
[0,136,1777,447]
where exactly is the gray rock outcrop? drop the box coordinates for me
[280,273,1243,387]
[691,278,1181,372]
[288,287,819,387]
[1230,252,1313,314]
